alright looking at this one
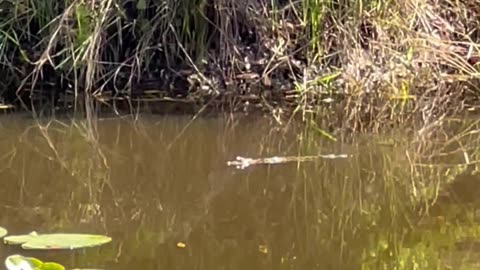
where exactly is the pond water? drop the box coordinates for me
[1,113,480,269]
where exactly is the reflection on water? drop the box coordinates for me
[1,114,480,269]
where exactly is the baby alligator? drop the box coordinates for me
[227,154,351,169]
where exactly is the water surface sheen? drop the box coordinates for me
[0,114,479,270]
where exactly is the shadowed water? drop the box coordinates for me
[1,113,480,269]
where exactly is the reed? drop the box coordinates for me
[0,0,478,130]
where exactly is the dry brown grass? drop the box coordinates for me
[0,0,479,132]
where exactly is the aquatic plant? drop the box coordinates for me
[0,226,7,238]
[0,0,476,130]
[5,255,65,270]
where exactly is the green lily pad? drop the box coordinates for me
[4,232,112,250]
[5,254,65,270]
[4,231,38,244]
[0,226,7,238]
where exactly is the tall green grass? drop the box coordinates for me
[0,0,478,131]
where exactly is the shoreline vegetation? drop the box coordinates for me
[0,0,479,130]
[3,1,480,268]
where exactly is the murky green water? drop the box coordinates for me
[1,113,480,269]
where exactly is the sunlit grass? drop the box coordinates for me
[0,0,477,133]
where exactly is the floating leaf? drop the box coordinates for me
[5,254,42,270]
[23,234,112,250]
[4,231,38,244]
[4,233,111,250]
[5,254,65,270]
[0,226,7,238]
[41,262,67,270]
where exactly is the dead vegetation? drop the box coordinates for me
[0,0,479,131]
